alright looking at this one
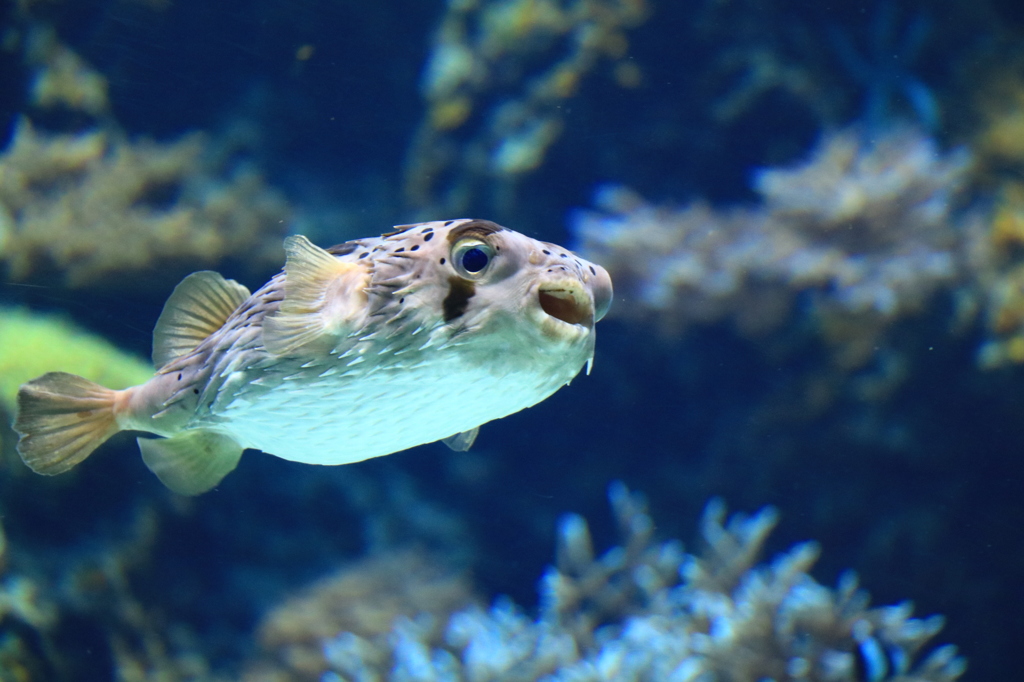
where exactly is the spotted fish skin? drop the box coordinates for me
[14,220,613,494]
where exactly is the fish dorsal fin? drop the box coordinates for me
[442,426,480,452]
[263,235,368,356]
[138,430,243,495]
[153,271,251,369]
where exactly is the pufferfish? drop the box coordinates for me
[14,220,612,495]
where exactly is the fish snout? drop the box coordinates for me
[539,281,593,326]
[589,264,613,321]
[537,262,612,328]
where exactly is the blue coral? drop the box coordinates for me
[317,484,965,682]
[828,0,941,131]
[571,125,972,344]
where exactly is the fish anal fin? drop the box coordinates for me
[138,430,243,496]
[263,235,369,356]
[153,271,251,369]
[442,426,480,452]
[14,372,120,475]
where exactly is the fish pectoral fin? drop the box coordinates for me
[153,271,251,369]
[138,430,243,495]
[263,235,369,356]
[442,426,480,452]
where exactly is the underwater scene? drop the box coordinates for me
[1,0,1023,679]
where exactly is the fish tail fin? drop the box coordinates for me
[14,372,121,475]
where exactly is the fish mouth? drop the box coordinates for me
[538,281,593,326]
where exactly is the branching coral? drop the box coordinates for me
[699,0,967,136]
[24,25,111,118]
[572,125,972,366]
[963,72,1024,367]
[246,550,476,681]
[307,483,963,682]
[0,531,56,634]
[969,181,1024,366]
[0,516,60,681]
[827,0,939,131]
[53,507,221,681]
[0,24,292,288]
[972,70,1024,174]
[405,0,649,215]
[0,117,291,287]
[0,503,221,681]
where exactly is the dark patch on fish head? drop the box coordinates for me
[446,219,506,245]
[443,276,475,321]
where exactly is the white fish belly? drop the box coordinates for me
[215,355,572,465]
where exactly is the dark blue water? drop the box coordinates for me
[1,0,1021,680]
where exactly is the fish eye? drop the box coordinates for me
[452,239,494,277]
[462,248,488,272]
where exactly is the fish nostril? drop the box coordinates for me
[539,289,590,325]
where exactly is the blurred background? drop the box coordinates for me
[0,0,1022,679]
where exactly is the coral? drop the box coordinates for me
[0,536,56,633]
[964,72,1024,367]
[696,0,972,137]
[973,71,1024,173]
[405,0,649,214]
[0,306,151,418]
[245,550,476,681]
[826,0,939,131]
[0,117,291,287]
[970,181,1024,367]
[709,45,834,127]
[24,25,110,118]
[0,500,222,681]
[675,70,1024,370]
[571,125,972,366]
[0,23,290,288]
[309,483,964,682]
[0,516,60,681]
[53,507,221,681]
